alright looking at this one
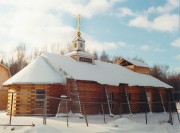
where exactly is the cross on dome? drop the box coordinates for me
[77,14,81,36]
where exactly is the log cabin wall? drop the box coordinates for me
[0,64,11,110]
[158,88,176,112]
[125,86,149,113]
[75,80,104,114]
[167,89,177,112]
[127,65,150,75]
[67,80,156,115]
[6,81,174,115]
[133,66,150,75]
[106,85,122,114]
[146,88,164,112]
[7,84,65,115]
[159,88,169,112]
[47,84,66,114]
[76,80,132,115]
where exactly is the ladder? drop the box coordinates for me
[145,90,152,113]
[56,95,68,117]
[104,86,114,117]
[159,92,166,112]
[70,79,83,117]
[124,88,132,114]
[56,77,83,118]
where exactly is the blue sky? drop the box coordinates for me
[0,0,179,72]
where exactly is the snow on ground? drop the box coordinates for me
[0,111,180,133]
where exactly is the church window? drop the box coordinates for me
[79,57,92,63]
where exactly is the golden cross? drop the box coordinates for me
[77,14,81,36]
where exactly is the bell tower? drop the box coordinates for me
[67,14,95,64]
[72,14,85,51]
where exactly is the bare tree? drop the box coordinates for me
[150,64,169,82]
[132,56,145,63]
[31,48,41,60]
[100,51,110,62]
[50,43,63,54]
[92,51,98,60]
[112,56,122,63]
[65,43,74,53]
[8,44,28,75]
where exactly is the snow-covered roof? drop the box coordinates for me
[73,36,85,42]
[66,51,94,58]
[42,53,171,88]
[4,52,172,88]
[3,56,65,85]
[121,58,149,68]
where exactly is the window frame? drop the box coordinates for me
[79,57,92,63]
[36,89,45,109]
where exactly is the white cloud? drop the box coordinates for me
[10,0,122,19]
[152,14,178,32]
[85,35,126,52]
[140,45,151,51]
[117,42,128,47]
[0,0,125,56]
[119,7,136,17]
[154,48,166,52]
[171,38,180,48]
[147,0,179,14]
[129,14,178,32]
[139,44,166,52]
[129,16,150,30]
[176,54,180,59]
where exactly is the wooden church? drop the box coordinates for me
[3,16,176,116]
[0,62,11,110]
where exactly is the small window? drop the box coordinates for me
[80,43,83,47]
[74,43,77,48]
[79,57,92,63]
[36,89,45,108]
[36,90,45,99]
[36,101,44,108]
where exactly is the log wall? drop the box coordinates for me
[126,86,149,113]
[7,84,65,115]
[6,80,173,115]
[146,88,164,112]
[127,65,150,75]
[0,64,11,110]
